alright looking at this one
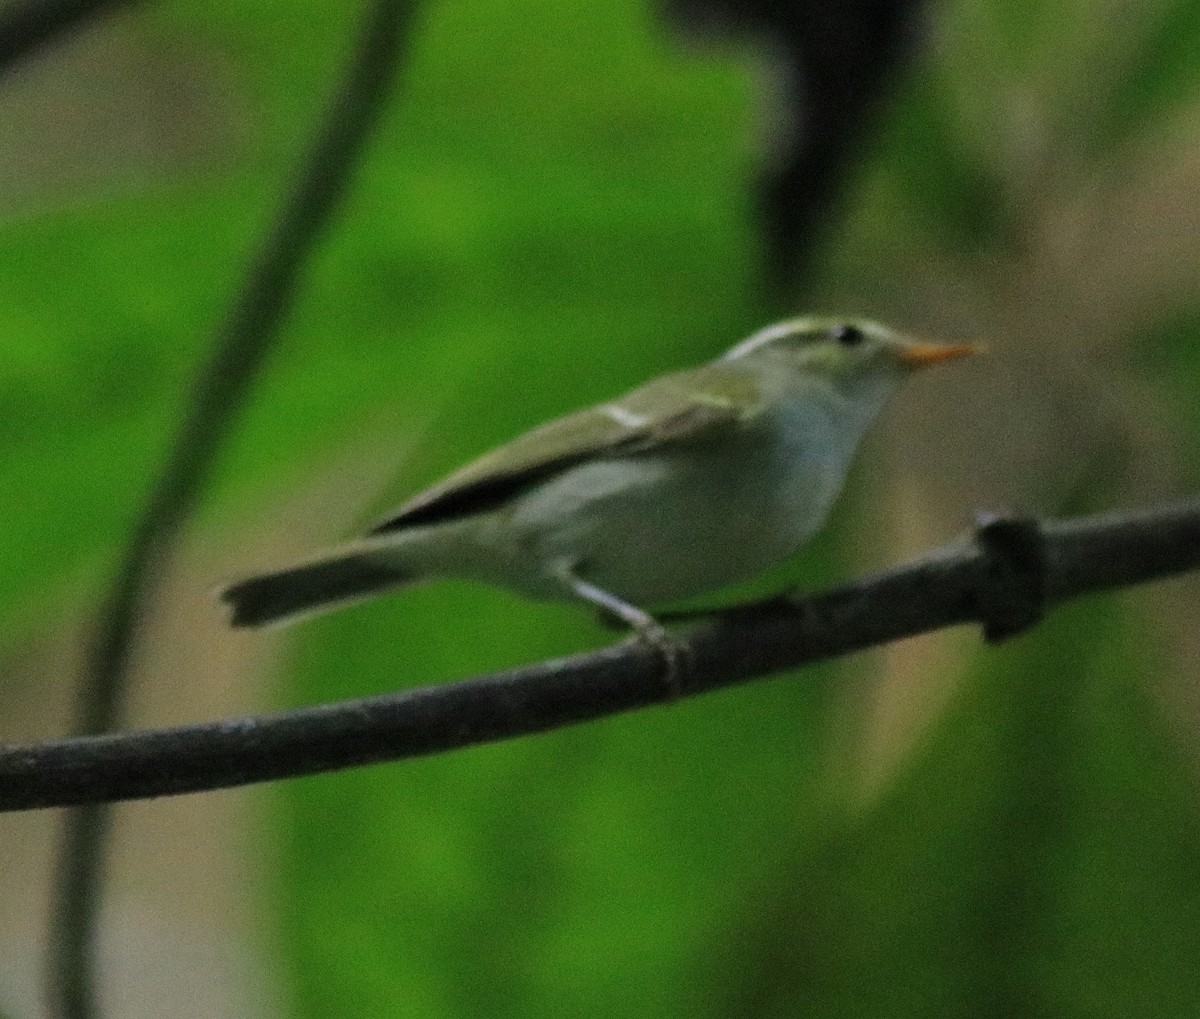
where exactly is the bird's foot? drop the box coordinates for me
[559,564,690,697]
[627,617,692,698]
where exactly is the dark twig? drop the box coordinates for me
[662,0,929,289]
[5,497,1198,815]
[757,0,929,288]
[46,3,415,1017]
[0,0,139,78]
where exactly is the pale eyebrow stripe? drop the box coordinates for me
[602,404,649,429]
[723,319,803,359]
[720,319,825,364]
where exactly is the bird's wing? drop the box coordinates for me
[371,361,764,532]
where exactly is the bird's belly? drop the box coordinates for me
[503,436,844,605]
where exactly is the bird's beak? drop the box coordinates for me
[897,341,982,369]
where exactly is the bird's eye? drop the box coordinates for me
[833,324,864,347]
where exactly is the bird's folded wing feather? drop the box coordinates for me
[371,362,763,532]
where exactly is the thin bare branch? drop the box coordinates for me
[45,3,417,1016]
[4,498,1197,816]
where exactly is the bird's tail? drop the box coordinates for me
[219,544,415,628]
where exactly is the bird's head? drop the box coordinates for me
[724,317,979,390]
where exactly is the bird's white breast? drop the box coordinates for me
[490,384,862,606]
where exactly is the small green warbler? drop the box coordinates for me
[221,317,976,643]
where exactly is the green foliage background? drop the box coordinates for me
[3,0,1200,1015]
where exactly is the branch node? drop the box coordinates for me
[973,512,1047,642]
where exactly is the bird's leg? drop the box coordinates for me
[553,563,689,696]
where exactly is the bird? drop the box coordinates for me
[220,317,976,647]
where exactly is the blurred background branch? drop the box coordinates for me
[0,0,141,77]
[664,0,930,290]
[3,497,1197,813]
[43,2,417,1016]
